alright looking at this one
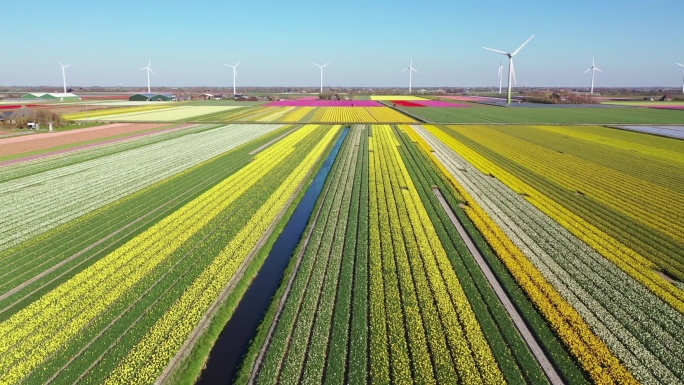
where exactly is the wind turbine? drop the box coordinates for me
[313,62,329,94]
[583,57,602,95]
[497,60,504,95]
[224,61,240,95]
[401,57,418,94]
[57,61,71,94]
[140,59,155,94]
[483,34,535,104]
[678,63,684,93]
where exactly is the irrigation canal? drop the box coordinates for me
[196,127,349,385]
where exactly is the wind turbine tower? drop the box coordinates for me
[483,35,535,104]
[225,61,241,95]
[401,57,418,94]
[57,61,72,94]
[498,61,504,95]
[584,57,602,95]
[313,62,329,94]
[140,59,156,94]
[678,63,684,93]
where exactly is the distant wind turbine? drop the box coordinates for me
[224,61,241,95]
[313,62,329,94]
[497,61,504,95]
[583,57,602,95]
[483,35,535,104]
[678,63,684,93]
[401,57,418,94]
[140,59,156,94]
[57,61,72,94]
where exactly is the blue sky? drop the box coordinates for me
[2,0,683,89]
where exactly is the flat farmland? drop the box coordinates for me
[0,112,682,385]
[0,123,173,162]
[399,105,684,124]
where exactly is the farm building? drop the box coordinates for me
[129,93,176,102]
[20,93,80,101]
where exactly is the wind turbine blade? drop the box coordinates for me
[64,64,72,68]
[595,68,602,72]
[592,57,595,66]
[482,47,508,55]
[511,34,535,56]
[149,68,156,75]
[583,68,591,74]
[322,62,329,68]
[313,62,320,67]
[140,67,147,71]
[235,60,241,67]
[411,67,418,73]
[511,59,517,85]
[57,60,63,67]
[677,63,684,67]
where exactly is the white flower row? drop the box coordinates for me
[0,124,283,252]
[412,125,684,385]
[0,124,211,184]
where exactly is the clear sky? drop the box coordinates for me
[2,0,683,89]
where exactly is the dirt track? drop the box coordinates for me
[432,187,564,385]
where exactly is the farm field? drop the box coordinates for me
[194,106,417,123]
[0,123,340,384]
[398,105,684,124]
[1,112,683,385]
[0,122,175,162]
[240,125,591,385]
[72,106,244,122]
[602,101,684,108]
[413,124,684,384]
[370,95,429,101]
[611,125,684,139]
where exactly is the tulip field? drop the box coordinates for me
[1,104,683,385]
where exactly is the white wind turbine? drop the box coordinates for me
[57,61,72,94]
[677,63,684,93]
[140,59,155,94]
[497,60,504,95]
[483,35,535,104]
[224,61,240,95]
[401,57,418,94]
[313,62,329,94]
[583,57,602,95]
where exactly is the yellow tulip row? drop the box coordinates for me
[321,107,377,123]
[257,107,296,122]
[368,107,416,123]
[454,125,683,249]
[416,125,638,384]
[259,107,418,123]
[279,106,315,122]
[437,125,684,316]
[63,104,173,120]
[0,125,316,383]
[104,125,340,383]
[368,125,504,384]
